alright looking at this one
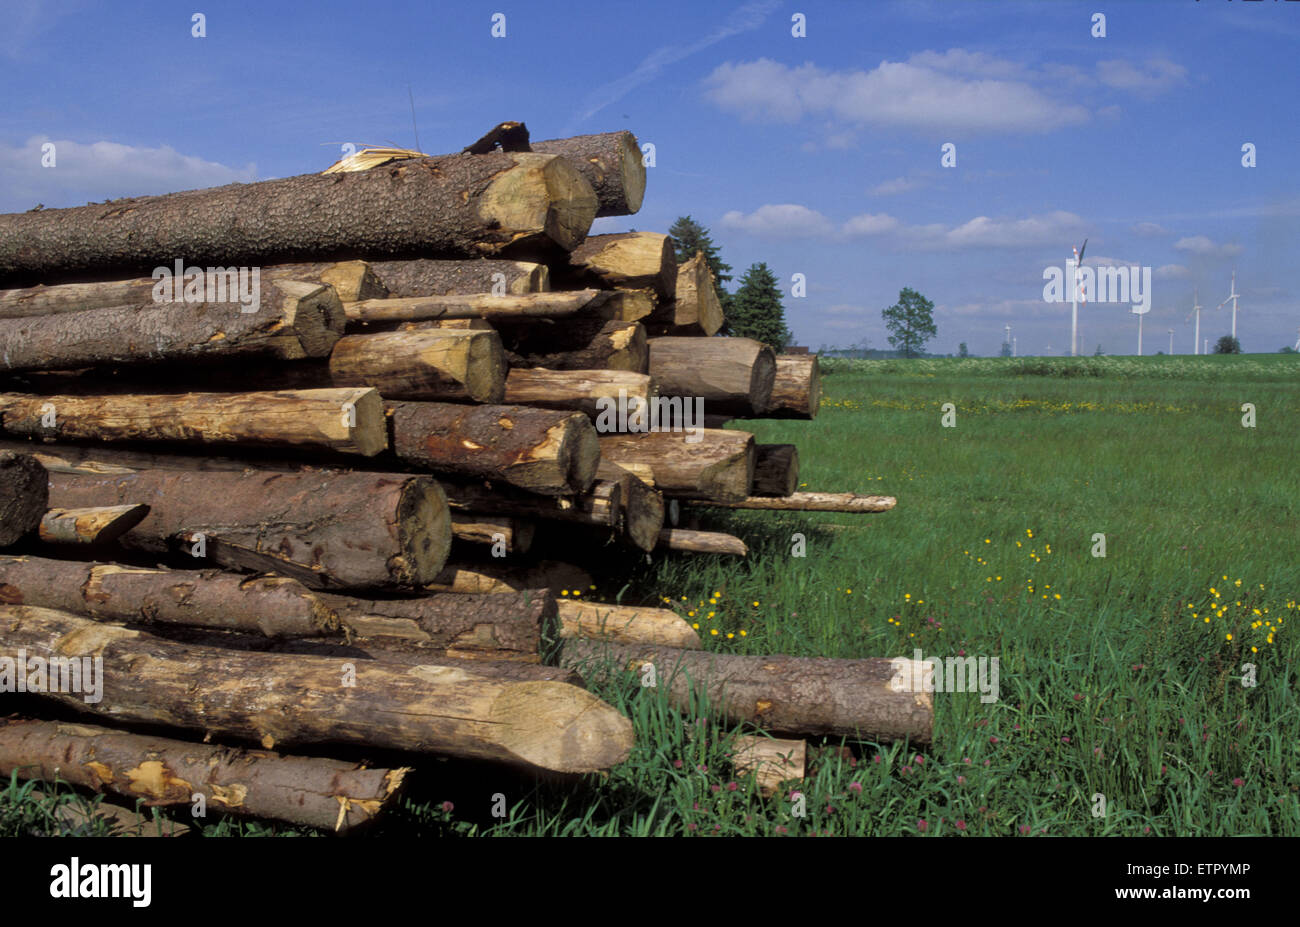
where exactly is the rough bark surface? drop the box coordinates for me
[532,132,646,217]
[370,258,548,297]
[598,429,754,502]
[0,450,47,546]
[767,354,821,419]
[648,337,775,416]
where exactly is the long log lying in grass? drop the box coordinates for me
[0,388,387,457]
[732,735,806,797]
[0,279,343,372]
[44,467,451,590]
[0,555,338,637]
[387,400,598,495]
[685,492,897,513]
[0,151,599,285]
[2,606,632,773]
[369,258,548,297]
[657,528,748,556]
[498,318,648,373]
[0,450,47,546]
[648,337,775,416]
[598,429,755,502]
[559,641,934,743]
[451,514,535,555]
[38,504,149,545]
[649,253,723,336]
[557,599,700,648]
[426,560,594,597]
[767,354,821,419]
[532,132,646,217]
[558,232,676,299]
[0,718,409,834]
[330,328,506,403]
[752,444,799,497]
[505,368,656,420]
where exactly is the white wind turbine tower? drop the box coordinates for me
[1294,327,1300,351]
[1217,269,1241,340]
[1186,288,1203,355]
[1133,301,1149,355]
[1069,238,1088,356]
[1168,329,1174,355]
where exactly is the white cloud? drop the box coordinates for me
[1155,263,1191,279]
[720,204,834,239]
[0,136,257,212]
[1096,58,1187,96]
[1173,235,1243,258]
[868,176,922,196]
[1131,222,1168,237]
[843,213,900,236]
[934,211,1087,249]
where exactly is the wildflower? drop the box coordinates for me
[917,819,929,833]
[1020,824,1031,835]
[739,630,747,637]
[441,801,454,813]
[673,759,683,769]
[726,633,734,639]
[710,628,718,636]
[956,820,967,831]
[957,775,966,785]
[849,781,863,794]
[692,623,699,629]
[1233,778,1244,787]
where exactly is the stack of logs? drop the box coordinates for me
[0,123,918,832]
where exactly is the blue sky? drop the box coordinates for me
[3,0,1297,354]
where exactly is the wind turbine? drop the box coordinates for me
[1217,270,1241,340]
[1070,238,1088,357]
[1294,327,1300,351]
[1168,329,1174,355]
[1132,301,1149,356]
[1186,288,1203,355]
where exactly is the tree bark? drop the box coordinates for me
[598,429,754,502]
[450,514,535,555]
[557,599,700,648]
[0,388,387,457]
[685,492,897,513]
[44,467,451,590]
[0,152,598,286]
[767,354,821,419]
[647,337,775,417]
[731,735,806,797]
[426,560,593,597]
[0,280,343,373]
[38,504,149,545]
[0,554,337,637]
[557,232,676,299]
[559,640,934,743]
[1,606,633,772]
[532,132,645,217]
[369,258,548,297]
[344,290,602,328]
[752,444,799,497]
[0,717,409,833]
[498,318,647,373]
[657,528,748,556]
[329,329,506,402]
[648,253,724,336]
[0,450,47,546]
[504,368,655,420]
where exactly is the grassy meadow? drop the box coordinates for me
[5,354,1298,837]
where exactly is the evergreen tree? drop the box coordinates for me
[668,216,732,286]
[727,263,791,351]
[881,287,937,358]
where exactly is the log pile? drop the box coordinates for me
[0,121,905,832]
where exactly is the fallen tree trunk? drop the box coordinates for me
[38,504,149,545]
[498,318,647,373]
[387,400,599,495]
[0,450,48,546]
[557,599,700,648]
[0,151,599,286]
[559,640,934,743]
[504,368,656,420]
[1,606,633,773]
[657,528,748,556]
[426,560,593,597]
[44,467,451,590]
[369,258,548,297]
[752,444,799,497]
[532,132,646,217]
[649,253,724,336]
[0,279,343,372]
[329,329,506,402]
[0,388,387,457]
[344,290,601,328]
[557,232,677,299]
[686,492,897,513]
[450,514,535,555]
[732,735,806,797]
[598,429,754,502]
[0,717,409,834]
[767,354,821,419]
[647,337,775,416]
[0,555,338,637]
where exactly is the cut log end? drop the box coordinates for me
[490,680,634,773]
[275,280,346,358]
[395,479,453,587]
[0,451,48,547]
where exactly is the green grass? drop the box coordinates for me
[6,354,1298,836]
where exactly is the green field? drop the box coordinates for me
[6,354,1298,837]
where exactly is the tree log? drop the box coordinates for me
[657,528,747,556]
[344,290,601,328]
[532,132,645,217]
[0,554,338,637]
[558,232,676,299]
[329,329,506,402]
[598,429,754,502]
[386,400,598,495]
[504,368,656,420]
[648,337,775,416]
[753,444,799,497]
[451,514,535,555]
[1,606,633,772]
[0,718,409,833]
[685,492,897,513]
[0,279,343,373]
[442,479,621,532]
[0,151,598,286]
[0,450,48,546]
[0,388,387,457]
[557,599,700,648]
[38,504,150,545]
[44,467,451,590]
[426,560,593,597]
[732,734,806,797]
[594,460,664,552]
[559,641,934,743]
[369,258,548,297]
[768,354,821,419]
[498,318,647,373]
[649,253,724,336]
